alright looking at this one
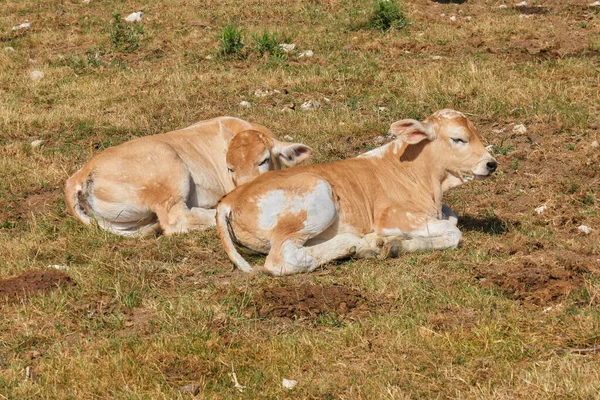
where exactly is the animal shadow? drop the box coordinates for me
[458,214,514,235]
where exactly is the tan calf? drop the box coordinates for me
[65,117,312,236]
[217,109,497,276]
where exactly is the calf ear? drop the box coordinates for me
[272,140,313,167]
[389,119,435,144]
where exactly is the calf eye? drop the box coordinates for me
[227,167,234,172]
[451,138,467,144]
[258,158,269,166]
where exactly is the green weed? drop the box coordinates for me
[252,30,285,58]
[369,0,409,31]
[109,12,144,53]
[218,24,244,57]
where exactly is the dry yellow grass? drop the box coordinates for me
[1,0,600,398]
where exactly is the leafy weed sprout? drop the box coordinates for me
[252,30,284,58]
[369,0,410,31]
[219,24,244,57]
[109,12,143,53]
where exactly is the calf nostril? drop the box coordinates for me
[486,160,498,172]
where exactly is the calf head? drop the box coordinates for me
[390,109,497,191]
[226,130,312,186]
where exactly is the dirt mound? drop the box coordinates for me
[476,251,597,306]
[0,269,73,300]
[254,285,373,319]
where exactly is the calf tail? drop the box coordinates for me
[216,203,253,273]
[64,170,93,225]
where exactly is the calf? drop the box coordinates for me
[216,109,497,276]
[65,117,311,236]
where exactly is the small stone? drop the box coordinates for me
[82,0,91,3]
[283,102,295,110]
[283,135,294,141]
[12,21,30,31]
[449,15,457,22]
[239,101,251,108]
[590,1,600,7]
[124,11,143,23]
[299,50,314,58]
[377,106,389,112]
[592,140,599,148]
[534,204,547,215]
[300,100,321,111]
[31,139,45,149]
[4,47,15,52]
[279,43,296,53]
[431,55,444,60]
[282,378,298,390]
[466,16,472,21]
[512,124,527,134]
[30,70,44,81]
[515,1,527,6]
[178,383,201,395]
[499,4,508,8]
[205,55,213,60]
[578,225,593,234]
[492,128,505,134]
[48,264,68,271]
[440,13,446,17]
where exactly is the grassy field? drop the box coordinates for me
[1,0,600,398]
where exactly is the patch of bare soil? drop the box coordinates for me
[476,250,599,306]
[253,284,377,319]
[0,270,73,300]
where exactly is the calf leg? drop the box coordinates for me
[263,233,370,276]
[154,203,216,235]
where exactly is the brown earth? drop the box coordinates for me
[476,250,599,306]
[253,284,376,319]
[0,269,73,300]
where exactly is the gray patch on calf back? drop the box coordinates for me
[77,174,95,217]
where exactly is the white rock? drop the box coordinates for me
[466,16,472,21]
[299,50,314,58]
[440,13,446,17]
[283,135,294,141]
[124,11,143,23]
[430,55,444,60]
[592,140,599,148]
[30,70,44,81]
[239,100,251,108]
[512,124,527,134]
[322,97,331,103]
[4,46,15,52]
[516,1,527,6]
[205,55,213,60]
[282,379,298,390]
[82,0,90,3]
[578,225,593,234]
[534,204,547,215]
[48,264,68,271]
[492,128,505,134]
[378,106,389,112]
[449,15,457,22]
[254,89,272,98]
[279,43,296,53]
[499,4,508,8]
[30,139,45,149]
[12,21,31,31]
[300,100,321,111]
[590,1,600,6]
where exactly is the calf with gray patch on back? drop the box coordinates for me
[217,109,497,276]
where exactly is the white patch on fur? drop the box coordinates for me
[257,190,287,230]
[298,181,336,234]
[358,141,402,159]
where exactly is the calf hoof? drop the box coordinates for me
[386,239,404,258]
[356,249,378,259]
